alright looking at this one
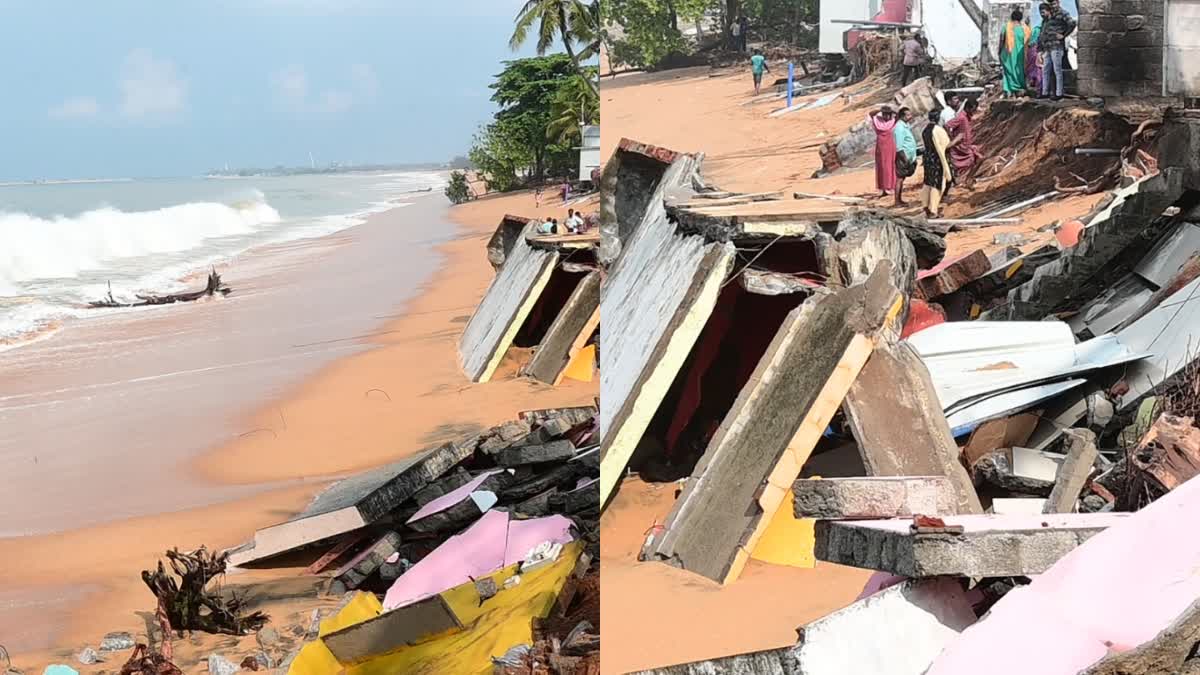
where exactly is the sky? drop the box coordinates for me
[0,0,548,180]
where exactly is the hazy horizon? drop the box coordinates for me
[0,0,549,181]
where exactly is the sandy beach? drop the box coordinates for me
[599,60,1107,674]
[0,188,598,669]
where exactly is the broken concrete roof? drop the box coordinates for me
[599,215,736,506]
[600,137,704,266]
[486,215,535,271]
[521,270,600,386]
[927,474,1200,674]
[815,512,1131,577]
[665,199,846,242]
[641,266,903,583]
[229,439,474,566]
[458,234,559,383]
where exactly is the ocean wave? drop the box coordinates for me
[0,198,280,294]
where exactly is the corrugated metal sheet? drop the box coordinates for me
[908,322,1149,430]
[1115,274,1200,408]
[457,239,558,382]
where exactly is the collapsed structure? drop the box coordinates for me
[602,92,1200,670]
[224,405,601,672]
[459,217,600,385]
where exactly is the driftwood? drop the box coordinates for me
[119,644,182,675]
[90,269,231,308]
[141,547,268,636]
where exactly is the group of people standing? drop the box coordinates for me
[869,89,981,216]
[998,1,1077,100]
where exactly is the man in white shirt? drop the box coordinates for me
[938,92,961,126]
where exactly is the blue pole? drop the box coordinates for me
[787,62,794,108]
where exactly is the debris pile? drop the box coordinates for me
[605,109,1200,674]
[213,404,602,673]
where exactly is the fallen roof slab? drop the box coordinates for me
[843,340,982,514]
[642,266,902,583]
[600,138,702,266]
[927,472,1200,674]
[486,215,534,271]
[792,477,958,519]
[322,593,463,665]
[630,578,977,675]
[599,216,736,506]
[815,512,1131,577]
[458,235,559,383]
[229,439,474,566]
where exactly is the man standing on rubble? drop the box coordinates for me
[1038,1,1076,101]
[938,91,961,127]
[893,107,918,207]
[945,98,983,189]
[900,33,926,87]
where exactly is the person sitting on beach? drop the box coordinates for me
[537,217,555,235]
[750,49,769,95]
[565,209,580,233]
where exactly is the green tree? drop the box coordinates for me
[511,0,600,94]
[603,0,711,69]
[547,69,599,146]
[468,55,580,190]
[444,171,473,204]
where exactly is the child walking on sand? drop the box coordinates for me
[750,49,769,95]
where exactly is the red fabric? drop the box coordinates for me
[901,299,946,339]
[873,115,898,192]
[664,289,736,453]
[945,111,982,172]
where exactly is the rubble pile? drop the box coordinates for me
[606,109,1200,674]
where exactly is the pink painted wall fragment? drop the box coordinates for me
[928,475,1200,674]
[382,510,574,611]
[407,470,503,524]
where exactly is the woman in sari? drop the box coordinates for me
[869,106,898,197]
[1026,19,1043,95]
[998,9,1031,97]
[922,109,954,217]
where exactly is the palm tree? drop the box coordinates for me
[511,0,599,94]
[547,72,599,145]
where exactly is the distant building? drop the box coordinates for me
[578,125,601,182]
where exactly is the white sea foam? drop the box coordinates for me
[0,197,280,292]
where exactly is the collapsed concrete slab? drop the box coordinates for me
[843,340,982,514]
[322,594,463,665]
[458,233,559,383]
[630,578,977,675]
[927,469,1200,675]
[792,477,957,519]
[486,215,535,271]
[1113,271,1200,412]
[598,215,736,506]
[985,169,1189,321]
[667,199,847,241]
[600,138,703,266]
[329,531,404,594]
[815,512,1130,577]
[915,250,991,300]
[229,439,475,566]
[521,270,600,385]
[640,266,902,583]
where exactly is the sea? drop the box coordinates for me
[0,171,446,350]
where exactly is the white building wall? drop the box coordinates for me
[819,0,875,54]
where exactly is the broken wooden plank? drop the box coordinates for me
[303,531,370,576]
[1044,429,1099,514]
[843,341,983,515]
[641,265,902,583]
[322,594,463,664]
[522,271,601,385]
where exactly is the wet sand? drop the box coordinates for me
[0,189,597,667]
